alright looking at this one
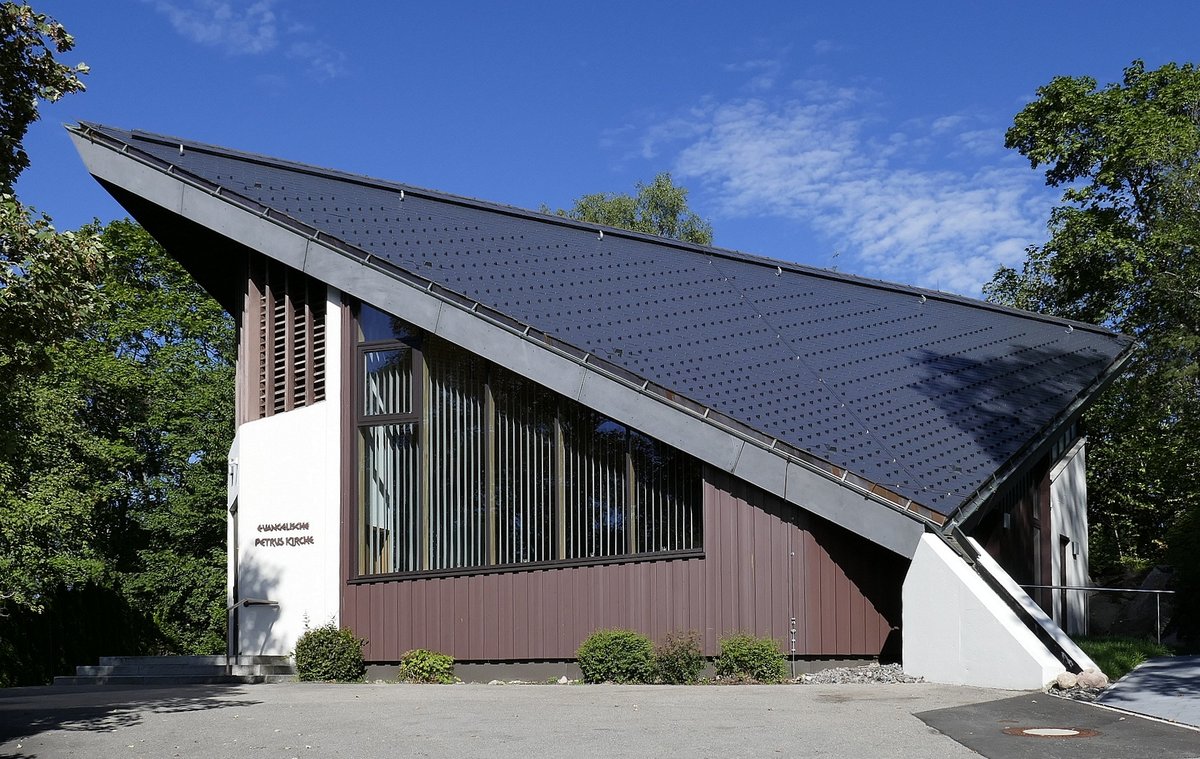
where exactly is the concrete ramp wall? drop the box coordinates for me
[903,534,1065,689]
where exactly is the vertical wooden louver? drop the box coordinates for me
[244,256,327,421]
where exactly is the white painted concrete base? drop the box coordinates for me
[903,534,1065,690]
[225,289,342,658]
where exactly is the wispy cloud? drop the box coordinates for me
[145,0,278,54]
[287,40,347,81]
[811,39,844,55]
[723,58,783,92]
[144,0,345,80]
[637,80,1049,295]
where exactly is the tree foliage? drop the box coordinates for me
[0,2,107,618]
[1,220,235,674]
[547,172,714,245]
[0,2,88,191]
[0,4,232,681]
[985,60,1200,633]
[1,220,235,624]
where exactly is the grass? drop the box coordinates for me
[1075,636,1173,681]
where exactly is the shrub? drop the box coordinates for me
[397,648,456,684]
[654,631,705,684]
[293,623,366,682]
[576,629,655,683]
[714,633,788,683]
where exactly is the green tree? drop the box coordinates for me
[0,2,88,191]
[547,172,714,245]
[986,60,1200,633]
[0,2,104,613]
[1,220,234,677]
[77,220,234,654]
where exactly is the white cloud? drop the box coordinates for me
[146,0,278,54]
[145,0,345,80]
[811,39,844,55]
[642,85,1050,296]
[723,58,783,92]
[288,40,347,81]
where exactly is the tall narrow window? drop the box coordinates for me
[354,303,702,577]
[357,310,421,575]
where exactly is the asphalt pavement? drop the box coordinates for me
[1098,655,1200,728]
[1,681,1197,759]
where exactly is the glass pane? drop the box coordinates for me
[563,404,628,559]
[363,348,412,416]
[426,339,488,570]
[360,423,421,574]
[493,367,557,564]
[358,303,414,343]
[632,430,701,552]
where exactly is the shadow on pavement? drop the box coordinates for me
[1096,656,1200,728]
[0,684,260,747]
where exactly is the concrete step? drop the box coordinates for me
[98,655,292,667]
[52,674,272,686]
[53,655,296,686]
[75,664,296,677]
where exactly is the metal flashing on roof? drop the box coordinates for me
[68,122,1131,536]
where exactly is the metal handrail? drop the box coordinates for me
[1020,584,1175,645]
[226,598,280,664]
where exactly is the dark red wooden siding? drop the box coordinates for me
[341,467,905,661]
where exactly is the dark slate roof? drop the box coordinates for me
[80,124,1133,517]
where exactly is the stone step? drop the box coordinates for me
[75,664,295,677]
[98,655,292,667]
[52,655,296,686]
[52,674,280,686]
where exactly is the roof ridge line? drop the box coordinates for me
[80,122,1128,342]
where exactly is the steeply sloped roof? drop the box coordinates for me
[76,124,1132,517]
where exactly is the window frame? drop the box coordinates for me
[349,302,704,582]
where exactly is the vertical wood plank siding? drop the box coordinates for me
[342,467,905,661]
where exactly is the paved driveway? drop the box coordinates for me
[1,682,1196,759]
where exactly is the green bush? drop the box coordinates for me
[654,631,705,684]
[293,623,366,682]
[577,629,655,683]
[397,648,456,684]
[715,633,788,683]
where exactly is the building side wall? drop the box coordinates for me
[341,468,904,662]
[229,287,343,656]
[1050,438,1088,634]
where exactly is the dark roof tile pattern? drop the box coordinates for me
[87,125,1132,516]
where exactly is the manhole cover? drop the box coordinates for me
[1002,726,1100,738]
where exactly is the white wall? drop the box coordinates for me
[903,534,1065,690]
[1050,438,1088,634]
[226,288,342,657]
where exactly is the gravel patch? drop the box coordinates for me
[1049,685,1106,702]
[795,663,922,685]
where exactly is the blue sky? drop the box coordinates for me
[17,1,1200,296]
